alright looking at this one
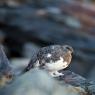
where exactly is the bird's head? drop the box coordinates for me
[62,45,73,54]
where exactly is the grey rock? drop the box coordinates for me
[22,42,40,58]
[0,69,87,95]
[11,58,30,76]
[0,45,14,87]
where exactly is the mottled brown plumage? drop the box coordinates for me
[23,45,73,77]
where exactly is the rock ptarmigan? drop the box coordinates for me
[24,45,73,77]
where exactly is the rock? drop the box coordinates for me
[55,70,95,95]
[87,83,95,95]
[0,31,6,43]
[0,69,87,95]
[11,58,30,76]
[22,42,40,58]
[0,45,14,87]
[56,70,86,87]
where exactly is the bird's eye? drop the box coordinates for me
[65,46,73,53]
[66,46,71,50]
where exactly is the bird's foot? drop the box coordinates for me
[49,71,64,77]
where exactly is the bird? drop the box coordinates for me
[23,45,73,77]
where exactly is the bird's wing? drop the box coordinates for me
[23,53,38,73]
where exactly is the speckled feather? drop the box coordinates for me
[24,45,73,74]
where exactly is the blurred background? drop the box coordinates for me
[0,0,95,81]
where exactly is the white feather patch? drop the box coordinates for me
[47,53,52,58]
[35,60,40,67]
[45,57,68,71]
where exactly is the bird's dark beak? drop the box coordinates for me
[63,45,74,54]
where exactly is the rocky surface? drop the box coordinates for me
[0,69,88,95]
[0,45,14,87]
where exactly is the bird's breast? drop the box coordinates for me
[45,57,68,71]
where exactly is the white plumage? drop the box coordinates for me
[45,57,68,71]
